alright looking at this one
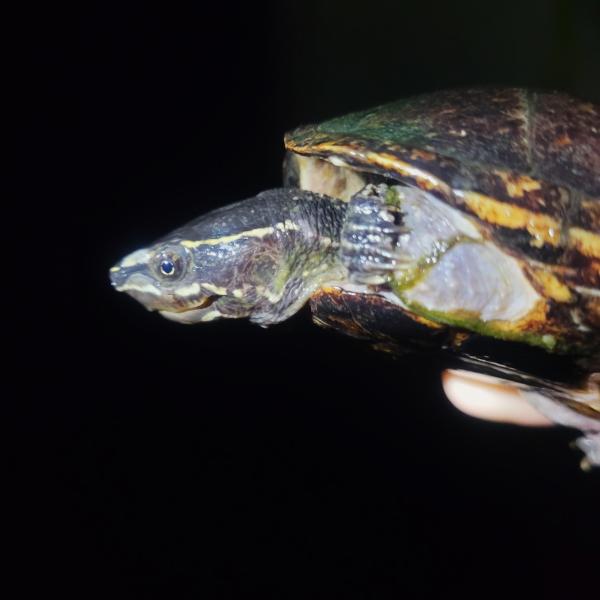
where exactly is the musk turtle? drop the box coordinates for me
[110,88,600,467]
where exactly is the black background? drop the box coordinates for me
[19,1,600,597]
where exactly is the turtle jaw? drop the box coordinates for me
[158,297,224,324]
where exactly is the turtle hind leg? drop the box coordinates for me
[340,184,407,284]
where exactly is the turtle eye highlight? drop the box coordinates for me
[160,260,175,276]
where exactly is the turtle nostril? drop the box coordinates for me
[109,267,122,287]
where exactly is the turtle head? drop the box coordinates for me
[109,238,236,323]
[110,194,282,324]
[110,189,346,325]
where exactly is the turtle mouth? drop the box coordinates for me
[171,294,219,313]
[158,294,223,324]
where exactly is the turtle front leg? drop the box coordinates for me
[340,184,407,285]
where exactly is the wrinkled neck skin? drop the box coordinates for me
[111,189,348,326]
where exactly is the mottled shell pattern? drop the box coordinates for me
[285,88,600,352]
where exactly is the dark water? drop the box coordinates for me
[18,2,600,597]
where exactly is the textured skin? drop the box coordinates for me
[285,88,600,353]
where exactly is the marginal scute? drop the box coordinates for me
[493,171,541,198]
[528,268,574,303]
[568,227,600,260]
[454,190,562,247]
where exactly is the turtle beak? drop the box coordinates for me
[109,249,164,311]
[109,263,132,289]
[110,248,153,289]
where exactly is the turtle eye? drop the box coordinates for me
[154,248,186,280]
[160,260,175,276]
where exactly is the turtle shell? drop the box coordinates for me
[284,88,600,358]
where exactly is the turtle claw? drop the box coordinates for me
[340,184,408,284]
